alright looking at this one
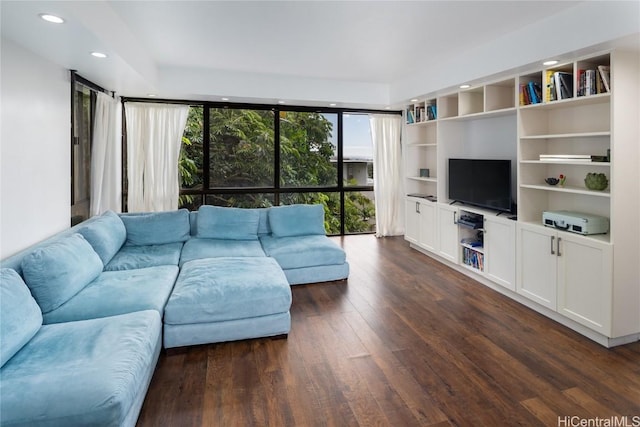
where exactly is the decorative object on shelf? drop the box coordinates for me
[584,172,609,191]
[419,168,430,177]
[545,177,559,186]
[559,174,566,187]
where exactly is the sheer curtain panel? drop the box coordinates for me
[124,102,189,212]
[369,114,404,237]
[91,93,122,216]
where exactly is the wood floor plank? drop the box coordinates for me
[137,235,640,426]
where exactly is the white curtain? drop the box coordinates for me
[124,102,189,212]
[370,114,404,237]
[91,92,122,215]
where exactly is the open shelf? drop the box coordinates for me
[408,176,437,183]
[520,184,610,197]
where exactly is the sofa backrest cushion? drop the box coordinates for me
[0,268,43,368]
[120,209,190,246]
[189,208,271,237]
[20,233,103,314]
[269,204,326,237]
[256,208,271,235]
[197,206,260,240]
[76,210,126,265]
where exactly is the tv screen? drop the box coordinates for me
[448,159,512,213]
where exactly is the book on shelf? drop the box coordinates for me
[415,106,425,122]
[553,72,573,100]
[462,247,484,271]
[577,65,610,96]
[427,105,437,120]
[406,108,415,124]
[598,65,611,93]
[527,81,542,104]
[545,70,556,102]
[521,81,542,105]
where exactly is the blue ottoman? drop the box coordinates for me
[163,257,292,348]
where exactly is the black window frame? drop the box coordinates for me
[121,97,400,235]
[70,71,112,226]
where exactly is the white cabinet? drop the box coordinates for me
[405,198,420,244]
[437,204,458,263]
[404,197,437,252]
[517,222,613,335]
[418,200,437,252]
[516,223,558,309]
[484,216,516,291]
[557,235,612,335]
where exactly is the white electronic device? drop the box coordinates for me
[542,210,609,235]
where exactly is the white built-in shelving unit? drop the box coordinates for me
[402,50,640,347]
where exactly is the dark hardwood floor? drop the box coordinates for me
[137,235,640,426]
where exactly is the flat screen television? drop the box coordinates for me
[448,158,513,213]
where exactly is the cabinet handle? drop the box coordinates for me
[557,237,562,257]
[416,202,420,214]
[453,211,457,224]
[550,236,555,255]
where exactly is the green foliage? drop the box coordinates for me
[178,107,375,234]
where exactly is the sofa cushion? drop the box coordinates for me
[104,242,184,271]
[179,238,265,267]
[21,234,103,313]
[43,266,179,324]
[76,210,126,265]
[165,257,291,325]
[197,205,260,240]
[259,235,346,269]
[0,311,161,427]
[255,208,271,235]
[120,209,190,246]
[0,269,43,368]
[269,204,326,237]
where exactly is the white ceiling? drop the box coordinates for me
[1,1,637,108]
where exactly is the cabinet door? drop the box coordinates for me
[516,223,557,310]
[437,204,458,263]
[557,235,612,335]
[484,217,516,291]
[405,199,420,244]
[418,201,438,252]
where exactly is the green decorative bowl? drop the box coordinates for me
[584,172,608,191]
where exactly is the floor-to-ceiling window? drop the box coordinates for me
[70,72,112,225]
[71,81,93,225]
[124,100,398,235]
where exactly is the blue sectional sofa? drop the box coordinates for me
[0,204,348,427]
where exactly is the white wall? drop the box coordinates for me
[1,38,71,258]
[391,1,640,103]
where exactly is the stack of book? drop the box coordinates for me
[577,65,610,96]
[520,81,542,105]
[406,108,415,124]
[539,154,608,162]
[426,105,437,120]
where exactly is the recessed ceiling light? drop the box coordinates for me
[385,106,391,110]
[39,14,64,24]
[410,98,418,102]
[221,97,229,101]
[278,100,286,104]
[459,84,471,89]
[91,52,107,58]
[147,94,156,97]
[329,103,336,107]
[543,60,559,66]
